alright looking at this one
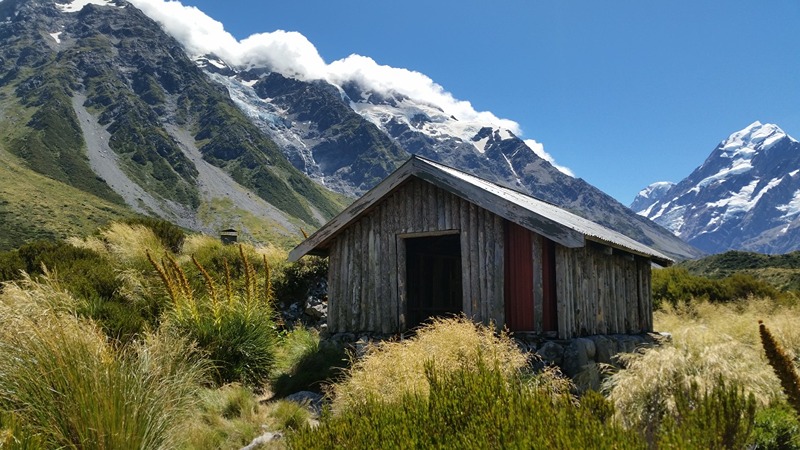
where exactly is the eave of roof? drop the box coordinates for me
[289,156,673,266]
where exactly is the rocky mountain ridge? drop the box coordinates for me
[190,38,700,260]
[0,0,346,249]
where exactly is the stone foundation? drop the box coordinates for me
[514,332,671,391]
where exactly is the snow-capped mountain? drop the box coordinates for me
[634,122,800,254]
[193,54,701,260]
[630,182,675,214]
[0,0,347,249]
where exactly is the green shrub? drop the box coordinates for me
[288,359,641,449]
[653,266,780,307]
[753,403,800,450]
[0,239,158,342]
[124,216,186,253]
[273,256,328,305]
[656,379,756,449]
[272,326,348,397]
[150,246,278,388]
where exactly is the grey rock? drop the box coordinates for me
[589,335,617,365]
[536,341,564,366]
[562,339,590,377]
[576,337,596,359]
[304,301,327,320]
[285,391,324,416]
[240,431,282,450]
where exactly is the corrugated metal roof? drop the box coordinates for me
[289,155,673,266]
[418,157,673,264]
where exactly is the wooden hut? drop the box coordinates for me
[220,228,239,245]
[289,156,672,339]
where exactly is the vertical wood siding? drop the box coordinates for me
[325,177,654,337]
[326,178,505,333]
[554,243,654,339]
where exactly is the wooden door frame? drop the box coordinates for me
[396,230,461,331]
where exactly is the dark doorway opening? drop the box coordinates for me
[405,234,462,329]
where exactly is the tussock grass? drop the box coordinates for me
[101,222,168,269]
[68,222,168,272]
[271,400,313,431]
[150,244,279,388]
[0,276,206,449]
[606,298,800,429]
[331,316,531,412]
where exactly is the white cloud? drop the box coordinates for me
[128,0,572,175]
[525,139,574,177]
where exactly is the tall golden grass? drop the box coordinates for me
[0,275,207,449]
[606,298,800,428]
[331,316,551,412]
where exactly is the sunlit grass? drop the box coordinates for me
[331,316,533,412]
[0,276,206,449]
[606,298,800,429]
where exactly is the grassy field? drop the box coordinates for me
[0,224,799,448]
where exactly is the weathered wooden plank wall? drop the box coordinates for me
[326,178,505,333]
[554,244,654,339]
[326,176,654,337]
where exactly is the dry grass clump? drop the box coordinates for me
[101,222,167,268]
[69,222,167,270]
[606,298,800,428]
[177,384,272,450]
[331,316,530,411]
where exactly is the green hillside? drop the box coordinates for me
[0,149,132,251]
[681,250,800,292]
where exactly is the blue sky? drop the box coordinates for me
[171,0,800,204]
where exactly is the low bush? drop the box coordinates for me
[289,359,641,449]
[656,379,756,449]
[124,216,186,253]
[753,403,800,450]
[0,238,165,342]
[271,326,348,397]
[273,255,328,305]
[652,266,780,307]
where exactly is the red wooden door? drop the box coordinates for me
[505,221,534,331]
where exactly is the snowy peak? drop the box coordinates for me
[631,181,675,214]
[343,82,517,155]
[638,122,800,254]
[717,121,791,157]
[55,0,122,13]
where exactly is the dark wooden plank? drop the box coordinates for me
[469,202,480,321]
[493,214,505,328]
[459,199,472,318]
